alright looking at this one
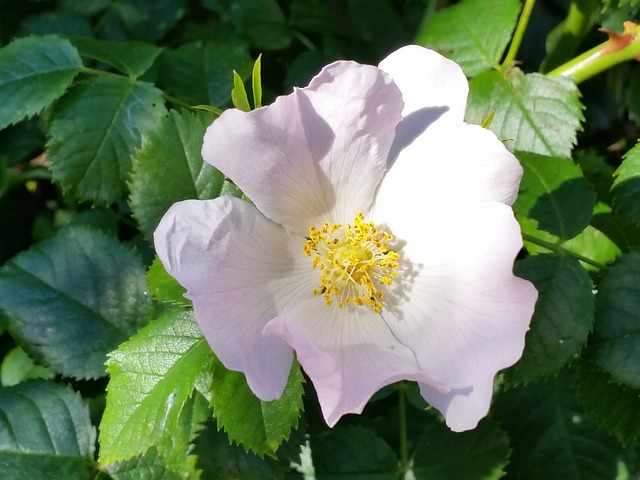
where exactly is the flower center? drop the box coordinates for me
[303,212,400,313]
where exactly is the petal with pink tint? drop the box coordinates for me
[380,202,537,431]
[374,124,523,243]
[264,297,448,427]
[201,61,404,235]
[153,45,539,433]
[154,196,316,400]
[378,45,469,164]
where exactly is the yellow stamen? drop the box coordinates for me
[304,212,399,313]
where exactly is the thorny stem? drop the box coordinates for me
[502,0,536,67]
[548,22,640,84]
[522,233,607,270]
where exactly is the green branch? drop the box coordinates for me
[548,22,640,84]
[522,233,607,270]
[503,0,536,67]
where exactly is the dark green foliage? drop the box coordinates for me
[194,422,280,479]
[574,358,640,445]
[312,425,397,479]
[0,227,151,379]
[412,418,510,480]
[612,141,640,224]
[157,41,253,106]
[66,36,162,78]
[47,76,166,205]
[594,249,640,389]
[0,380,97,480]
[514,152,596,239]
[0,36,82,130]
[0,0,640,478]
[508,255,594,384]
[495,373,622,480]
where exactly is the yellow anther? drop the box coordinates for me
[303,211,400,313]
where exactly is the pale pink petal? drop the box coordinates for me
[380,202,537,431]
[374,124,523,239]
[154,196,317,400]
[201,61,404,235]
[264,297,448,427]
[378,45,468,163]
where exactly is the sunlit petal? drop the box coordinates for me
[202,61,404,234]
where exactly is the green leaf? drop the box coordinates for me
[146,257,188,307]
[210,359,304,457]
[612,141,640,224]
[0,119,45,168]
[412,418,510,480]
[0,346,54,387]
[194,420,278,480]
[129,109,223,239]
[55,207,120,235]
[467,69,584,158]
[495,373,621,480]
[112,0,187,42]
[0,227,151,379]
[0,35,83,130]
[514,152,595,239]
[158,41,253,106]
[416,0,520,77]
[227,0,292,51]
[47,76,166,205]
[590,212,640,252]
[0,380,96,480]
[157,390,209,478]
[67,36,162,78]
[574,149,616,204]
[103,390,209,478]
[312,425,397,479]
[562,224,621,269]
[284,49,336,90]
[507,255,594,384]
[289,0,344,36]
[59,0,109,16]
[252,54,263,109]
[99,310,213,464]
[20,12,94,38]
[102,447,183,480]
[346,0,404,51]
[594,248,640,388]
[574,359,640,445]
[231,70,251,112]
